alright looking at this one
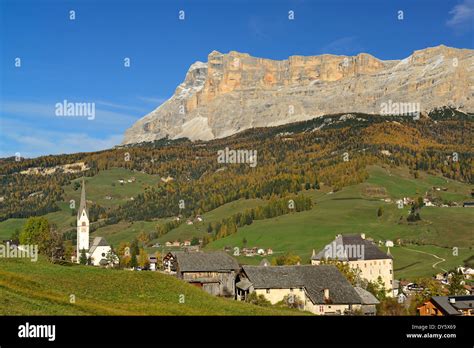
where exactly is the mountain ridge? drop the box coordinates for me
[123,45,473,144]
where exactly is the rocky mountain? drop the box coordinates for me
[122,45,473,144]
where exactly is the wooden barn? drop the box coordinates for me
[173,251,240,297]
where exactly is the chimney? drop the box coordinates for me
[324,288,330,301]
[449,297,456,304]
[360,233,366,239]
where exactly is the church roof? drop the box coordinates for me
[89,237,110,254]
[77,179,89,220]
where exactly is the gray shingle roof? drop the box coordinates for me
[354,287,380,305]
[236,278,253,291]
[89,237,109,254]
[311,234,392,261]
[175,251,240,272]
[431,296,474,315]
[242,264,362,305]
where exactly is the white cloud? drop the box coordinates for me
[96,100,147,113]
[0,100,138,130]
[0,109,126,158]
[319,36,364,56]
[137,96,169,105]
[447,0,474,30]
[0,121,123,158]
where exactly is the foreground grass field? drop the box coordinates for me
[0,258,301,316]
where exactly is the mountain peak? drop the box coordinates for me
[122,46,474,145]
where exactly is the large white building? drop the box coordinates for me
[311,234,394,296]
[76,180,113,266]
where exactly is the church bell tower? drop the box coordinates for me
[77,179,90,261]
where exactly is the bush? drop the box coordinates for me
[247,292,271,307]
[277,294,304,310]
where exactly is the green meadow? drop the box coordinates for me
[1,165,472,281]
[0,257,301,315]
[206,166,474,280]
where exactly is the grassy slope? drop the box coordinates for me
[1,165,472,281]
[0,168,161,240]
[206,166,474,279]
[0,258,300,316]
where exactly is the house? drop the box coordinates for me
[149,255,158,271]
[457,266,474,280]
[266,248,273,255]
[463,202,474,207]
[172,241,181,247]
[173,251,240,297]
[186,220,193,225]
[195,215,203,222]
[165,241,173,247]
[418,295,474,316]
[311,234,394,296]
[423,198,435,207]
[354,287,380,315]
[183,240,191,247]
[236,265,364,315]
[162,252,177,273]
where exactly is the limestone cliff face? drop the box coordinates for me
[123,45,474,144]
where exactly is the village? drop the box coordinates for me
[69,180,474,316]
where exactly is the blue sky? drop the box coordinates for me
[1,0,473,158]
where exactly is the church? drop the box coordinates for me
[76,180,114,266]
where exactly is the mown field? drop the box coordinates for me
[0,257,301,316]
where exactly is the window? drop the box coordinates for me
[82,222,86,226]
[390,270,392,274]
[266,289,270,294]
[102,253,106,257]
[290,288,293,292]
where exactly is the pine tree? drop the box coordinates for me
[79,248,87,265]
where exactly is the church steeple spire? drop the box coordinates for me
[76,178,90,262]
[77,179,88,220]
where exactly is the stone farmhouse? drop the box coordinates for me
[311,234,394,296]
[173,251,240,297]
[236,264,364,315]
